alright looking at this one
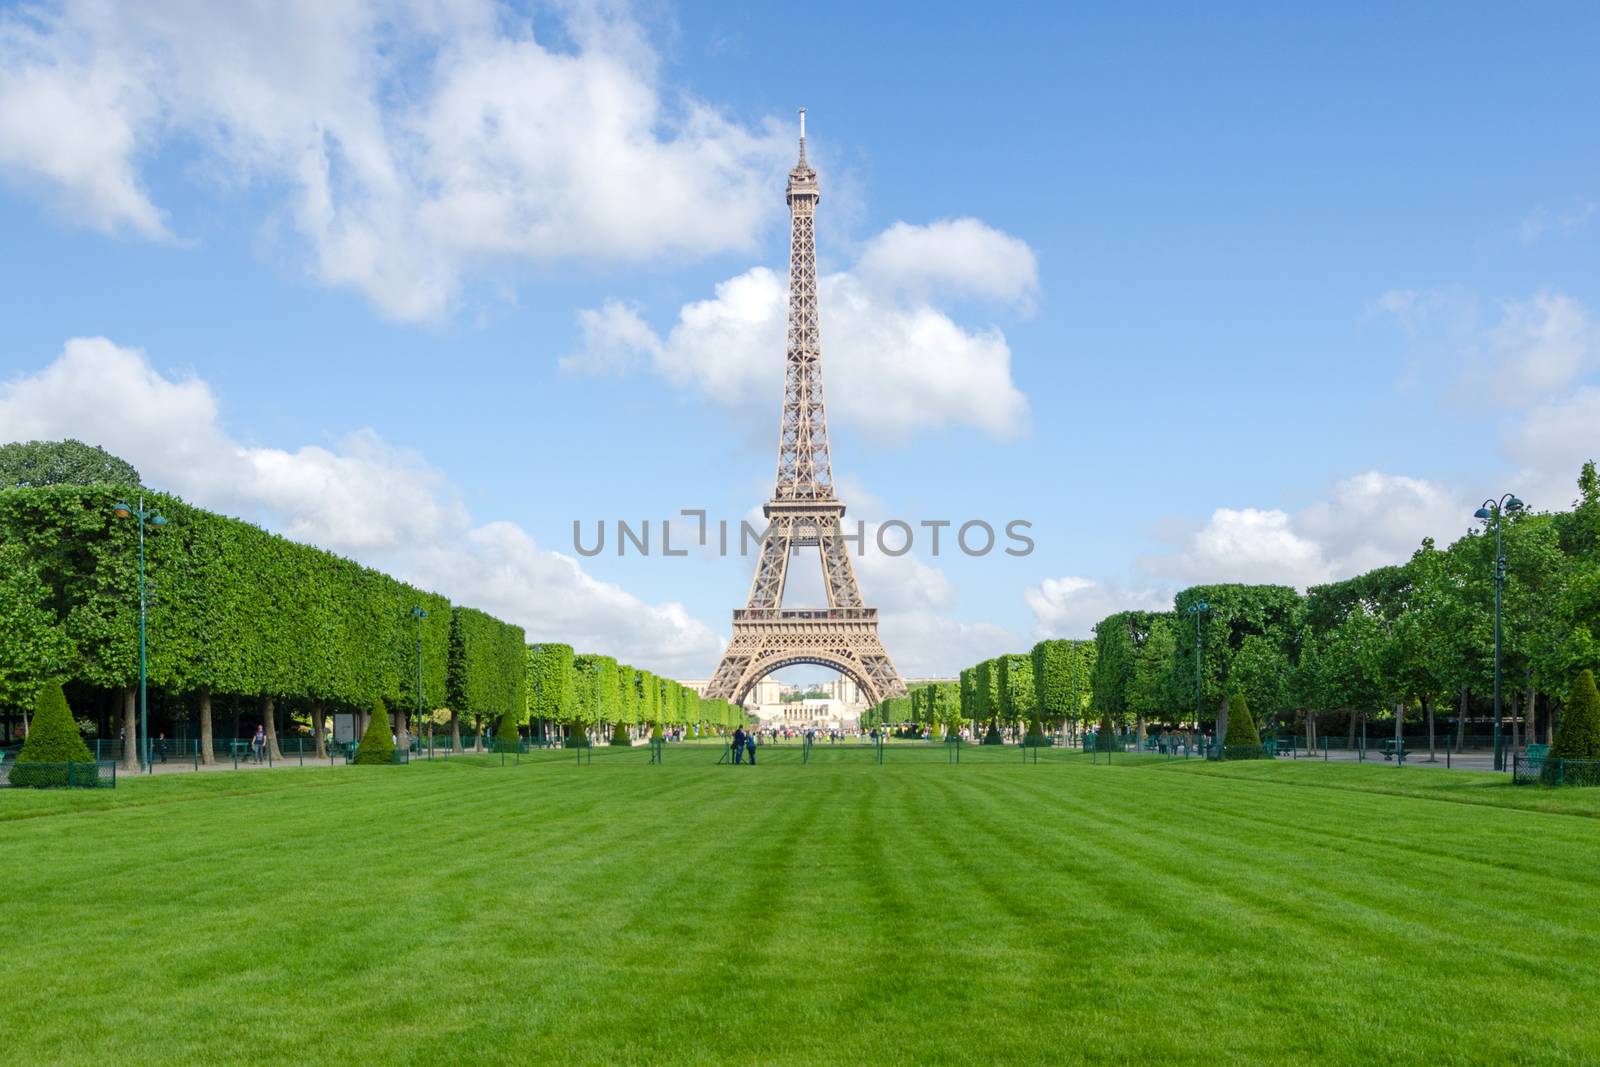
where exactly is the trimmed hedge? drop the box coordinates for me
[1224,693,1261,745]
[11,681,95,787]
[1551,670,1600,761]
[1094,718,1118,751]
[1221,693,1265,759]
[0,484,453,709]
[494,709,522,754]
[450,607,527,735]
[355,700,396,765]
[1543,670,1600,786]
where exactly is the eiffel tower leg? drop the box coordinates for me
[746,518,792,610]
[816,516,863,609]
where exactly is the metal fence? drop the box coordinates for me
[0,759,117,789]
[1512,753,1600,786]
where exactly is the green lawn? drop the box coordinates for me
[5,748,1599,1065]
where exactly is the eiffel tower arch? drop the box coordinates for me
[704,111,907,709]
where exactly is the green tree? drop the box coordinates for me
[1128,615,1180,735]
[0,439,141,488]
[355,699,396,764]
[998,654,1036,733]
[1174,584,1303,737]
[1032,639,1096,732]
[527,643,577,739]
[973,659,1003,743]
[10,681,93,787]
[0,541,76,714]
[449,608,527,751]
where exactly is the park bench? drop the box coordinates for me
[1381,738,1407,762]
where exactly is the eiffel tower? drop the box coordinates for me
[703,111,906,708]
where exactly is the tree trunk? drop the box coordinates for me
[119,687,139,773]
[199,685,215,765]
[475,715,485,752]
[1457,685,1469,751]
[450,710,462,751]
[1525,684,1538,749]
[312,699,326,759]
[395,706,409,751]
[1347,711,1357,749]
[1425,698,1436,761]
[1394,702,1404,747]
[1305,710,1315,753]
[1135,714,1146,750]
[1510,686,1521,755]
[261,695,283,760]
[1216,691,1231,746]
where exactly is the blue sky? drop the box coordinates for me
[1,1,1597,680]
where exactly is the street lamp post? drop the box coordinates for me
[114,496,167,773]
[1474,494,1523,771]
[410,606,427,755]
[1188,600,1209,748]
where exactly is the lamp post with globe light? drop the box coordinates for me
[113,496,166,773]
[1474,493,1523,770]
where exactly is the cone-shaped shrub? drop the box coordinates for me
[1223,693,1263,758]
[610,723,631,746]
[1095,717,1118,751]
[1545,670,1600,783]
[1550,670,1600,760]
[495,712,521,754]
[981,721,1005,745]
[12,682,94,787]
[355,699,396,765]
[1024,714,1047,747]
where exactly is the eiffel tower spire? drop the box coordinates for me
[776,107,831,502]
[703,110,906,709]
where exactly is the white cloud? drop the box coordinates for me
[1296,472,1469,576]
[564,219,1034,440]
[855,218,1038,309]
[1517,200,1596,245]
[0,338,721,674]
[1481,292,1598,404]
[1143,507,1326,587]
[1140,472,1467,589]
[0,1,789,320]
[1024,576,1170,640]
[1375,287,1598,408]
[878,612,1019,679]
[1503,385,1600,511]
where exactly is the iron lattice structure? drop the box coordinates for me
[704,112,907,708]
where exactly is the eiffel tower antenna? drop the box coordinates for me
[703,111,907,708]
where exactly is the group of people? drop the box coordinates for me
[730,727,759,764]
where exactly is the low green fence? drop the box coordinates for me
[1,759,117,789]
[1512,753,1600,787]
